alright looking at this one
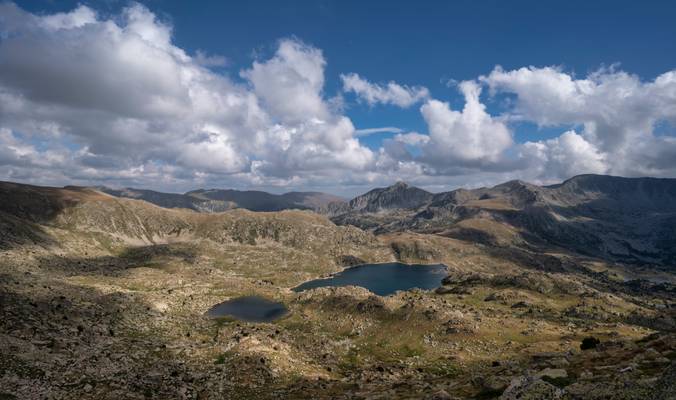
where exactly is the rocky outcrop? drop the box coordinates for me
[340,181,434,214]
[499,375,564,399]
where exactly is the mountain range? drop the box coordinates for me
[328,175,676,266]
[1,174,675,399]
[5,174,675,267]
[96,186,345,212]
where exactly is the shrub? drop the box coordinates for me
[580,336,600,350]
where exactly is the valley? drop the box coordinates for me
[0,177,675,399]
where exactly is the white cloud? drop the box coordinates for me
[242,39,328,123]
[194,50,228,67]
[341,73,429,108]
[40,5,97,30]
[0,4,374,190]
[354,127,404,136]
[393,132,430,146]
[0,2,674,194]
[481,66,676,178]
[520,130,607,180]
[418,81,512,166]
[240,40,374,177]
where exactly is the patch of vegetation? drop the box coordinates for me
[213,316,236,326]
[635,333,660,344]
[338,348,363,373]
[423,361,461,378]
[397,343,424,358]
[542,375,576,388]
[356,337,427,363]
[475,388,505,399]
[580,336,600,350]
[214,353,227,365]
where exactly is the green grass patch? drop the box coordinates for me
[423,360,461,378]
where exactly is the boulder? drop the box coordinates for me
[500,375,564,400]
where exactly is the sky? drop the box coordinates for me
[0,1,675,196]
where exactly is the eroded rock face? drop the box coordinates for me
[499,375,564,400]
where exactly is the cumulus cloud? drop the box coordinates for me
[341,73,429,107]
[0,2,674,194]
[242,39,328,123]
[0,2,257,179]
[40,5,97,30]
[393,132,430,146]
[240,39,374,177]
[418,81,512,167]
[373,66,676,183]
[520,130,607,179]
[481,66,676,178]
[0,3,374,190]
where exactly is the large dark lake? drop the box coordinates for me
[292,262,447,296]
[205,296,288,322]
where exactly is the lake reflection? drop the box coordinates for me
[205,296,288,322]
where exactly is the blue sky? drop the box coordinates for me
[1,1,676,194]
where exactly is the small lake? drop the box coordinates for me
[292,262,447,296]
[205,296,288,322]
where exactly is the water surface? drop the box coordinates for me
[293,262,447,296]
[205,296,288,322]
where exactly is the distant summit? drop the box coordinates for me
[97,187,344,213]
[345,181,434,213]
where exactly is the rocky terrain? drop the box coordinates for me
[1,178,675,399]
[329,175,676,266]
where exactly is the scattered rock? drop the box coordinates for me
[537,368,568,380]
[500,375,564,400]
[426,389,453,400]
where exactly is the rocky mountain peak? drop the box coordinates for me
[346,182,433,213]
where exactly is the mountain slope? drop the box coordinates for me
[329,175,676,266]
[97,187,234,212]
[187,189,344,212]
[279,191,345,209]
[98,186,345,213]
[0,182,380,262]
